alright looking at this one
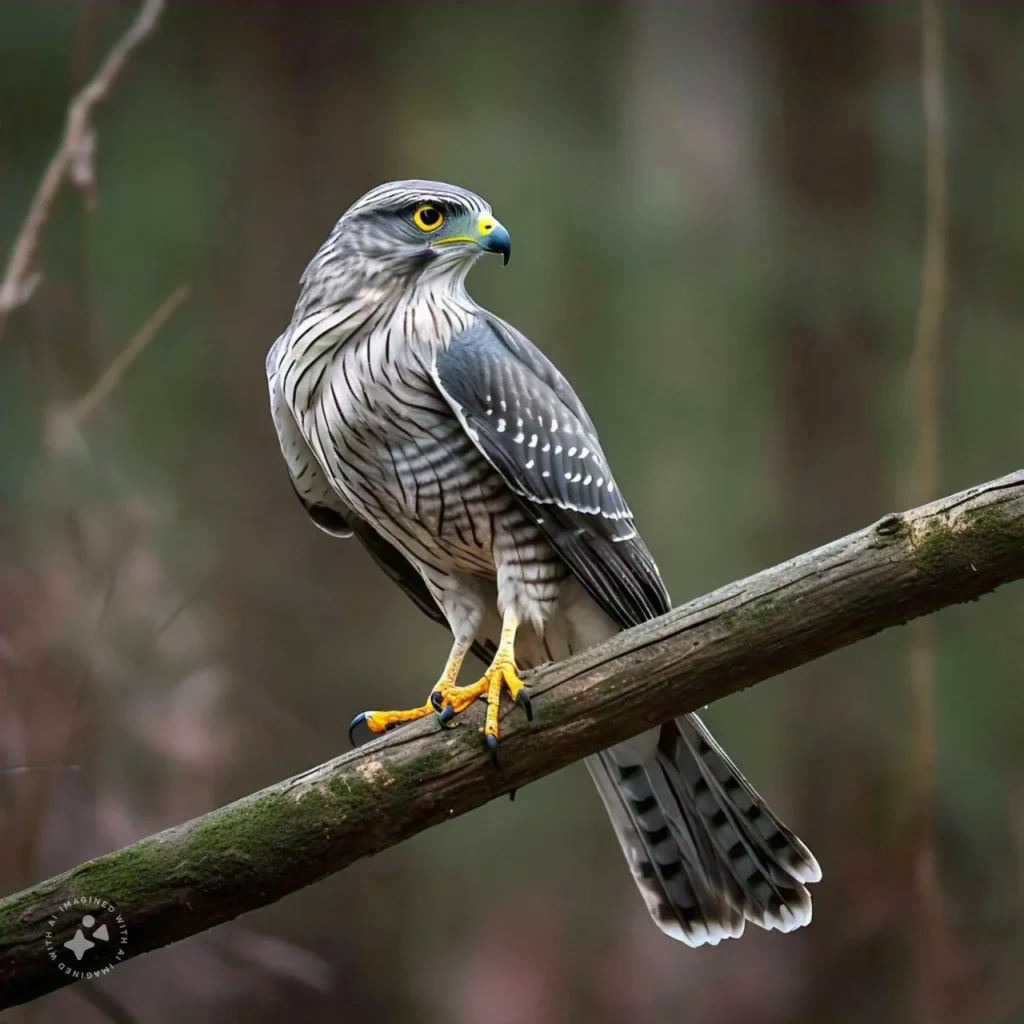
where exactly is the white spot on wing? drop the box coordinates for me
[513,432,525,443]
[542,443,551,452]
[497,418,506,433]
[607,481,615,492]
[580,447,590,458]
[525,459,535,469]
[583,474,592,485]
[568,447,577,457]
[554,445,563,454]
[500,400,507,412]
[529,435,538,448]
[541,470,550,478]
[550,418,558,431]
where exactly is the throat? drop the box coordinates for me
[283,274,476,413]
[382,277,477,355]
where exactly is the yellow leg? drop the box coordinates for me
[437,611,532,763]
[348,636,471,743]
[348,612,533,761]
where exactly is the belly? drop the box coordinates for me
[317,401,512,575]
[361,425,571,603]
[386,426,516,577]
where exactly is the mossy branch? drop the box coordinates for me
[2,470,1024,1009]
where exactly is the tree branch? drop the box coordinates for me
[2,470,1023,1009]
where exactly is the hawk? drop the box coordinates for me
[267,180,820,944]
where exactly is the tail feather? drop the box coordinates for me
[519,581,820,946]
[675,715,821,885]
[662,720,812,934]
[586,749,743,946]
[588,714,821,947]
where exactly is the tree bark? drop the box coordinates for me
[2,470,1023,1010]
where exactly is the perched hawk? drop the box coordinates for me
[267,180,820,945]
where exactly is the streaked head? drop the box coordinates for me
[321,179,510,282]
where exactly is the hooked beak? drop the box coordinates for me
[430,213,511,265]
[475,214,511,265]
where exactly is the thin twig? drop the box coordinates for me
[908,0,949,1019]
[0,0,165,341]
[151,592,196,642]
[70,283,191,425]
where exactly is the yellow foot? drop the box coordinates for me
[348,659,533,761]
[348,702,433,744]
[428,675,489,721]
[432,658,533,765]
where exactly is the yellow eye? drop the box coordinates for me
[413,204,444,232]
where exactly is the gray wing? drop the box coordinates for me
[266,334,496,663]
[432,313,671,629]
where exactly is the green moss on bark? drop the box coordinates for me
[912,502,1020,578]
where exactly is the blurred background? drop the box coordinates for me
[2,2,1023,1022]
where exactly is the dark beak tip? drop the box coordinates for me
[503,251,510,266]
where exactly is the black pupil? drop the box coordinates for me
[419,207,440,226]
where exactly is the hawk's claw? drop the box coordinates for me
[348,712,369,747]
[485,733,500,768]
[349,706,430,745]
[431,688,468,727]
[348,712,401,746]
[515,689,534,722]
[351,660,531,761]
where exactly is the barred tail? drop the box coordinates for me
[586,714,821,946]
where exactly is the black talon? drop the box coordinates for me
[485,733,500,768]
[349,713,402,745]
[438,704,456,727]
[508,788,517,802]
[430,690,445,713]
[515,690,534,722]
[348,712,370,747]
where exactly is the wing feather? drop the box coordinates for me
[433,313,670,629]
